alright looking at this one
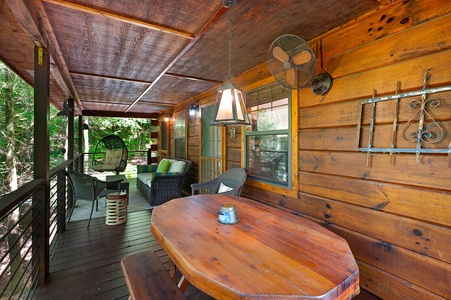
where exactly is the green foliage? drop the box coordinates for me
[0,63,34,193]
[86,116,151,153]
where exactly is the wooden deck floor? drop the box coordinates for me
[33,210,213,300]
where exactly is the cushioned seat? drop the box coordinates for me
[137,173,154,187]
[92,135,128,174]
[191,168,247,197]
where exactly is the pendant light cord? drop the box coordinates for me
[227,7,233,81]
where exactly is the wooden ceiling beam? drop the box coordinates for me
[28,0,83,110]
[42,0,194,40]
[82,110,158,119]
[71,70,220,85]
[165,72,222,84]
[81,98,175,107]
[125,4,229,113]
[5,0,72,108]
[70,71,152,84]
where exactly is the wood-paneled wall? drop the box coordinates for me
[172,1,451,298]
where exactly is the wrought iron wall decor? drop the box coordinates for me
[356,71,451,166]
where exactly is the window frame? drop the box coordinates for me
[160,120,168,153]
[244,83,292,187]
[173,111,187,159]
[199,103,224,183]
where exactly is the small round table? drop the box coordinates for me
[105,192,127,225]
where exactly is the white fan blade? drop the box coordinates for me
[286,68,295,86]
[273,46,289,63]
[292,50,312,65]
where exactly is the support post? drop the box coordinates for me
[33,44,50,285]
[78,116,83,172]
[68,98,74,169]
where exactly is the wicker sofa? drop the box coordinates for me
[136,158,192,207]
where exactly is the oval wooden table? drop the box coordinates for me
[151,194,359,299]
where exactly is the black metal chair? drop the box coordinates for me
[191,168,247,197]
[66,171,123,228]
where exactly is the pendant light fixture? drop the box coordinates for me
[210,0,250,126]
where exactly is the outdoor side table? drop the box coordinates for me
[105,192,127,225]
[106,175,129,200]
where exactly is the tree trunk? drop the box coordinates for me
[3,67,24,293]
[5,69,17,192]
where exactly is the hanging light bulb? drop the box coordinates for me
[211,0,250,126]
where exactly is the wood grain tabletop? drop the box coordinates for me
[151,194,359,299]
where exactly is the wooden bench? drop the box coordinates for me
[121,251,186,300]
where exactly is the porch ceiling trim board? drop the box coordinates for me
[41,0,195,40]
[5,0,75,111]
[125,4,229,113]
[5,0,44,45]
[28,0,84,110]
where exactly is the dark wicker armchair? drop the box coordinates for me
[191,168,247,196]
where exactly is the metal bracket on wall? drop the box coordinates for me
[356,71,451,166]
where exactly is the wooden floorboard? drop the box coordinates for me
[33,210,213,300]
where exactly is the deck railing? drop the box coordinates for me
[0,150,151,299]
[0,156,81,299]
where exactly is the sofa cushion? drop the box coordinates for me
[156,172,180,177]
[156,159,171,173]
[137,164,157,173]
[93,164,117,171]
[168,161,186,173]
[137,173,155,187]
[105,149,123,165]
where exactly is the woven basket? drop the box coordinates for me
[105,192,127,225]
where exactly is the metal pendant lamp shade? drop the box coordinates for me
[211,0,250,126]
[212,81,250,125]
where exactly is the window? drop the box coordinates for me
[160,121,168,152]
[245,83,290,186]
[200,105,222,182]
[173,112,186,158]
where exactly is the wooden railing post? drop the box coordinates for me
[147,148,152,164]
[147,144,158,164]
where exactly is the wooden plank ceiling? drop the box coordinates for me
[0,0,382,117]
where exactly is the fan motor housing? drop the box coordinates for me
[312,72,333,96]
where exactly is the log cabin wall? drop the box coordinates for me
[172,0,451,298]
